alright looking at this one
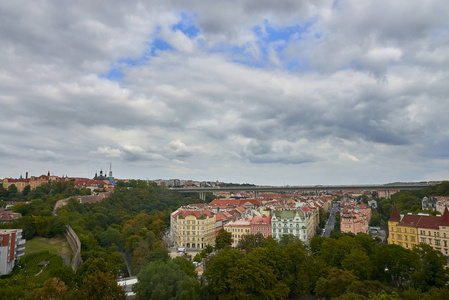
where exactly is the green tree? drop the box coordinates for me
[81,271,126,300]
[22,185,31,196]
[203,249,245,297]
[375,244,419,289]
[134,260,200,300]
[214,228,233,250]
[411,244,448,291]
[314,267,360,299]
[32,277,68,300]
[225,255,290,299]
[278,234,299,248]
[341,248,373,280]
[7,184,18,196]
[237,233,266,252]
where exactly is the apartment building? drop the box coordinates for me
[250,216,271,238]
[271,210,310,243]
[224,220,251,247]
[171,209,216,250]
[0,229,26,275]
[388,205,449,256]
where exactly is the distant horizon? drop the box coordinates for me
[1,170,445,187]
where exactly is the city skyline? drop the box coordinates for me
[1,1,449,185]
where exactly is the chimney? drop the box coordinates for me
[48,171,50,176]
[26,172,28,179]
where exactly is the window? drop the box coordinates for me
[391,227,394,232]
[421,238,426,243]
[429,238,432,245]
[392,234,395,239]
[411,237,415,242]
[435,240,441,246]
[398,235,402,240]
[405,236,408,241]
[405,228,407,233]
[444,241,447,247]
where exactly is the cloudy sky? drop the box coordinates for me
[1,0,449,185]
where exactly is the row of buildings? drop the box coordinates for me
[388,205,449,256]
[1,170,116,194]
[170,194,333,250]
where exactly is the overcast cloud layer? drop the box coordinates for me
[1,0,449,185]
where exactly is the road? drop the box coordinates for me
[322,203,339,237]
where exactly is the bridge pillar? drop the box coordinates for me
[254,190,259,199]
[199,192,206,201]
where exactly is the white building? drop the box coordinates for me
[271,210,310,243]
[0,229,25,275]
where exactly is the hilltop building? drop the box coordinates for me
[2,172,70,193]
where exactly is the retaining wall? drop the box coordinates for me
[52,192,112,270]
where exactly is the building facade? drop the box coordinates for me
[388,205,449,256]
[0,229,25,275]
[271,210,310,243]
[171,209,215,250]
[224,220,251,247]
[250,216,272,238]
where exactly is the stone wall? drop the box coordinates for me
[52,192,111,270]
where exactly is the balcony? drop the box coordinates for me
[18,239,26,245]
[17,246,25,252]
[17,252,25,257]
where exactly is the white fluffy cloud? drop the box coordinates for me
[1,0,449,184]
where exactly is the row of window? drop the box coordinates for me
[393,241,449,255]
[252,226,269,231]
[273,223,304,228]
[392,227,449,238]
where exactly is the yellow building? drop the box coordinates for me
[224,220,251,247]
[171,209,215,250]
[388,205,449,257]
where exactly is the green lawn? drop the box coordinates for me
[25,235,72,258]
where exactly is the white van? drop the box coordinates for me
[177,247,186,252]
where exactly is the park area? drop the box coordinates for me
[0,235,74,298]
[25,235,72,264]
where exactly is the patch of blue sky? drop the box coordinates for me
[100,37,174,83]
[99,67,123,82]
[171,12,200,39]
[150,38,174,56]
[220,18,319,70]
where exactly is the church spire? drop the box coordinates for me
[109,161,113,178]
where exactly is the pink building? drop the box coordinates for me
[250,216,272,238]
[340,205,371,235]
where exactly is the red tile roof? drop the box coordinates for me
[416,215,442,229]
[398,214,423,227]
[441,208,449,226]
[176,210,214,219]
[250,216,271,225]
